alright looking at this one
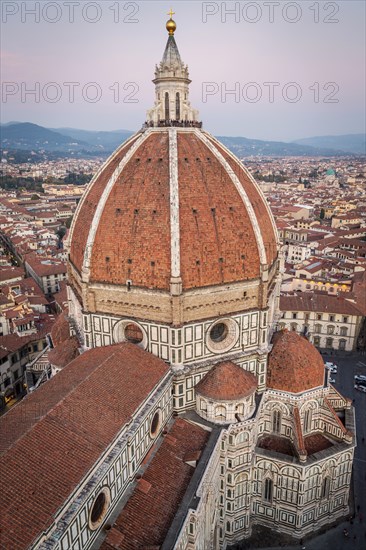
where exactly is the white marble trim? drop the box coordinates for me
[169,128,181,278]
[196,129,267,266]
[82,130,152,279]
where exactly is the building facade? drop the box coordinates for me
[280,294,363,351]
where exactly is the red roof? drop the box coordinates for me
[70,129,277,291]
[25,255,66,277]
[196,361,257,401]
[100,417,209,550]
[50,311,71,346]
[267,330,325,393]
[0,343,169,550]
[280,293,362,316]
[48,336,79,368]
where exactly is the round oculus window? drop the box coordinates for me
[89,487,110,531]
[150,409,162,439]
[113,319,147,349]
[210,322,228,343]
[206,318,239,354]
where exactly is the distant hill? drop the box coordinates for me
[1,122,364,157]
[0,122,95,152]
[292,134,365,155]
[52,127,134,150]
[216,136,345,158]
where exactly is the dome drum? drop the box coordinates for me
[196,393,256,425]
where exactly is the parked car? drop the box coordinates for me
[325,362,337,373]
[354,375,366,383]
[355,384,366,393]
[329,378,336,384]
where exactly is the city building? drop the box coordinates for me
[0,15,356,550]
[279,294,363,351]
[25,254,67,294]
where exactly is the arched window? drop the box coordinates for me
[165,92,169,120]
[314,324,321,334]
[264,478,273,502]
[339,339,346,350]
[176,92,180,119]
[235,474,248,510]
[321,477,330,499]
[340,326,348,336]
[291,323,297,332]
[215,405,226,420]
[272,409,281,434]
[304,408,312,433]
[327,325,335,335]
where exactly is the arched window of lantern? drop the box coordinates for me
[165,92,169,120]
[176,92,180,119]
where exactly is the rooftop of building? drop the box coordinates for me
[0,343,170,550]
[279,293,362,316]
[100,417,210,550]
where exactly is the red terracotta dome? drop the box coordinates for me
[69,128,278,291]
[267,330,325,393]
[196,361,257,401]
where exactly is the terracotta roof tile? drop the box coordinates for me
[50,311,70,346]
[90,132,171,289]
[0,343,169,550]
[257,435,296,456]
[47,336,79,368]
[206,135,278,268]
[304,433,333,454]
[280,293,362,316]
[70,134,140,273]
[70,129,278,291]
[99,418,209,550]
[196,361,257,401]
[267,330,325,393]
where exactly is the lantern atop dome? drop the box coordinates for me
[145,11,201,127]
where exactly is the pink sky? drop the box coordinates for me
[1,0,365,140]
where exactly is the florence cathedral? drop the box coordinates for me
[0,14,355,550]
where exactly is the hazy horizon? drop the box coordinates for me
[1,0,365,141]
[1,120,365,144]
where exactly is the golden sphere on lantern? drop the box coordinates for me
[166,18,176,35]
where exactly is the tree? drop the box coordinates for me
[56,226,67,240]
[65,216,73,229]
[320,208,325,220]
